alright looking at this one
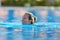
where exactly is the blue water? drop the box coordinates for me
[0,8,60,40]
[0,22,60,40]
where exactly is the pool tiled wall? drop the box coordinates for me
[0,7,60,22]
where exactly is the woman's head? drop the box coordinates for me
[22,13,36,24]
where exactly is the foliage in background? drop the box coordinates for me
[1,0,60,6]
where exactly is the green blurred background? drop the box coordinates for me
[1,0,60,7]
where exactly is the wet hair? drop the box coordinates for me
[33,16,36,22]
[25,13,33,24]
[25,13,36,24]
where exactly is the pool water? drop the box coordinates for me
[0,23,60,40]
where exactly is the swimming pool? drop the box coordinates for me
[0,22,60,40]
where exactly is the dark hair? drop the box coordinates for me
[25,13,33,24]
[25,13,36,24]
[34,16,36,22]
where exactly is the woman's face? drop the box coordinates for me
[22,14,31,24]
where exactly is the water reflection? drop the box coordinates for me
[0,25,60,40]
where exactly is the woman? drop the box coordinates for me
[22,13,36,24]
